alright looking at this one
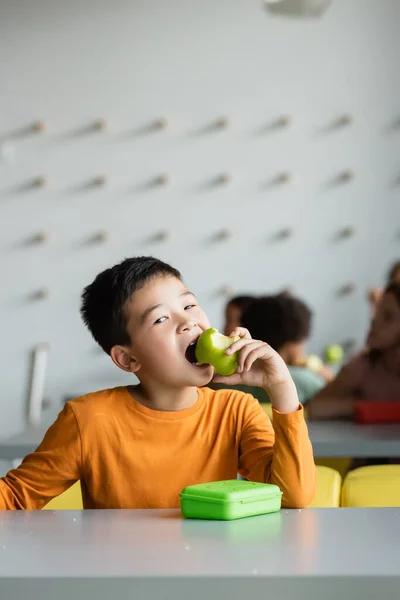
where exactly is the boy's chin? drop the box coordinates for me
[186,363,214,386]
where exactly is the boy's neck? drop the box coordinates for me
[127,383,199,412]
[279,346,295,365]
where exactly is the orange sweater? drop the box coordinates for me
[0,386,315,510]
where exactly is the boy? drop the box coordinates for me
[0,257,315,510]
[215,294,328,405]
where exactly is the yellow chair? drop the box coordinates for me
[42,481,83,510]
[341,465,400,507]
[314,457,352,479]
[308,466,342,508]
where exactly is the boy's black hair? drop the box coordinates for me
[388,261,400,284]
[227,295,257,313]
[80,256,181,354]
[241,293,312,351]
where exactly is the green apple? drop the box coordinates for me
[305,354,323,372]
[195,328,240,376]
[324,344,344,364]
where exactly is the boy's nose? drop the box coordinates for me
[178,319,197,334]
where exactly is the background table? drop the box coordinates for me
[307,420,400,457]
[2,414,400,461]
[0,409,59,461]
[0,508,399,599]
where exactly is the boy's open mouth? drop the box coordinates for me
[185,338,202,366]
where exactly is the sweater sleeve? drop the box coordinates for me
[238,395,316,508]
[0,404,82,510]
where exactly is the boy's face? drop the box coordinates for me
[367,292,400,351]
[122,275,214,387]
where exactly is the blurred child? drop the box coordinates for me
[368,260,400,314]
[308,283,400,421]
[223,295,256,336]
[215,294,327,405]
[0,257,315,510]
[242,294,329,404]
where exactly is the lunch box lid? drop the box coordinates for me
[180,480,283,505]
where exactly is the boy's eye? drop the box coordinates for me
[185,304,196,310]
[154,317,167,325]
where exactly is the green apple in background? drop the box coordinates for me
[195,328,240,376]
[305,354,323,372]
[324,344,344,364]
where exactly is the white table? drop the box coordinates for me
[0,509,399,599]
[1,413,400,460]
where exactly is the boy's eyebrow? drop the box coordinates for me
[140,291,196,324]
[141,303,163,324]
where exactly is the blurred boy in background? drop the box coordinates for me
[216,293,328,405]
[308,282,400,421]
[368,260,400,314]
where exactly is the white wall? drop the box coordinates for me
[1,0,400,438]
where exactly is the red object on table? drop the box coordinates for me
[355,400,400,424]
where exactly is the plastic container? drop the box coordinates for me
[180,480,282,520]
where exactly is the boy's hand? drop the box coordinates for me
[213,327,299,414]
[213,327,291,389]
[318,364,334,383]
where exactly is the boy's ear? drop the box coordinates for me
[110,345,141,373]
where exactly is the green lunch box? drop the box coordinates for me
[180,480,283,521]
